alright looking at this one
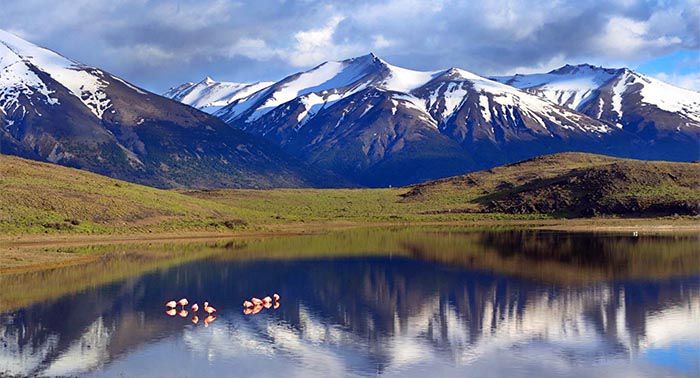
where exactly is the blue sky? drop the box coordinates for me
[1,0,698,92]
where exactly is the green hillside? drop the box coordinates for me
[0,155,254,234]
[1,152,697,236]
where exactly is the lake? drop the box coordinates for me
[0,228,698,377]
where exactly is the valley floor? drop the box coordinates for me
[1,153,698,273]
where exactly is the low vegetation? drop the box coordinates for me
[0,152,697,236]
[402,153,700,217]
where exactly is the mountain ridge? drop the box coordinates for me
[492,63,700,160]
[177,54,638,186]
[0,29,323,189]
[166,56,698,186]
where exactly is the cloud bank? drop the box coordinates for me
[1,0,698,91]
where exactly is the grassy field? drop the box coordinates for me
[1,153,697,238]
[0,155,260,235]
[0,155,542,236]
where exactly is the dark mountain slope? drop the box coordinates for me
[0,29,318,189]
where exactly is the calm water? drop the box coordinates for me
[0,229,698,377]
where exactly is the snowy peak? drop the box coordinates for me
[492,64,623,110]
[495,64,700,127]
[163,77,273,114]
[205,54,614,137]
[547,63,623,76]
[616,70,700,123]
[0,29,117,119]
[213,53,395,123]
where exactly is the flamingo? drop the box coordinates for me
[191,315,199,324]
[264,301,272,309]
[251,305,263,315]
[273,293,280,302]
[262,296,272,304]
[204,304,217,315]
[165,300,177,308]
[166,308,177,316]
[178,309,188,318]
[191,303,199,312]
[243,300,254,308]
[251,297,263,306]
[273,302,280,310]
[178,298,189,309]
[243,307,253,315]
[204,315,216,327]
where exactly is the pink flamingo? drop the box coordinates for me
[204,303,217,315]
[273,293,280,302]
[191,303,199,312]
[178,309,188,318]
[251,297,263,306]
[178,298,189,309]
[204,315,216,327]
[191,315,199,324]
[166,308,177,316]
[165,300,177,308]
[243,300,254,308]
[262,296,272,304]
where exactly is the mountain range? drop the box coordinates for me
[0,29,322,188]
[492,64,700,161]
[167,54,700,186]
[0,29,697,189]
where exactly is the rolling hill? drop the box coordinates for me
[3,153,695,236]
[402,152,700,217]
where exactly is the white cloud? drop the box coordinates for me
[108,44,178,66]
[223,15,366,67]
[595,16,682,59]
[227,38,280,61]
[285,15,364,67]
[653,72,700,91]
[1,0,698,92]
[372,35,395,49]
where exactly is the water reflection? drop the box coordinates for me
[0,229,698,377]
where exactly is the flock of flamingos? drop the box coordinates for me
[164,294,281,326]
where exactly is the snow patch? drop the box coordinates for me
[165,78,273,114]
[611,75,627,119]
[381,62,441,93]
[637,74,700,123]
[0,29,112,119]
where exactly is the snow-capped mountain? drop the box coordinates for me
[494,64,700,159]
[163,77,273,114]
[0,29,318,188]
[205,54,630,186]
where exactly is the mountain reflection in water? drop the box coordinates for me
[0,229,698,377]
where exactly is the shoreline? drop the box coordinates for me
[2,217,698,248]
[1,217,698,275]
